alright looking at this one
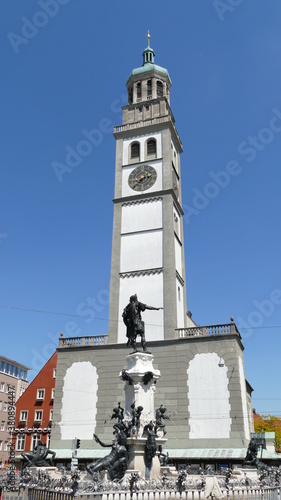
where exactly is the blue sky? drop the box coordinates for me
[1,1,281,417]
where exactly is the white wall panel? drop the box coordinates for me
[117,273,164,343]
[61,362,98,440]
[120,230,163,272]
[188,353,231,439]
[122,199,162,234]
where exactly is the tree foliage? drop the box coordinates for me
[254,413,281,452]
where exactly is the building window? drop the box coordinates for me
[32,434,40,451]
[51,388,55,400]
[136,82,141,99]
[128,87,133,105]
[130,142,140,161]
[36,389,45,400]
[3,403,7,412]
[157,80,163,97]
[49,410,53,421]
[0,401,2,410]
[0,441,2,451]
[35,410,43,422]
[0,383,4,392]
[1,421,5,431]
[53,369,56,379]
[20,411,28,421]
[16,434,25,451]
[6,384,15,394]
[4,442,8,451]
[147,139,157,157]
[147,79,152,97]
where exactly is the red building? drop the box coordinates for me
[14,351,57,455]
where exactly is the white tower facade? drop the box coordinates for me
[108,36,193,343]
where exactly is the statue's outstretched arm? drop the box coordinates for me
[145,305,163,311]
[94,434,112,448]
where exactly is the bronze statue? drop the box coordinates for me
[158,445,169,466]
[22,441,56,468]
[155,405,170,436]
[111,402,124,424]
[128,402,143,435]
[243,437,268,470]
[86,432,128,480]
[122,294,163,351]
[143,421,157,479]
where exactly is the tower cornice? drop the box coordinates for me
[113,113,183,153]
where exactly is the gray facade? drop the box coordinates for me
[51,326,253,458]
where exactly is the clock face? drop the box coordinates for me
[128,165,157,192]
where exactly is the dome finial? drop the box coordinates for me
[147,30,150,47]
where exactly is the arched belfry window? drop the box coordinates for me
[130,141,140,161]
[157,80,163,97]
[136,82,141,99]
[146,138,157,159]
[147,80,152,98]
[128,87,133,105]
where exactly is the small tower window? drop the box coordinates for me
[147,80,152,97]
[147,139,157,156]
[157,80,163,97]
[128,87,133,105]
[131,142,140,160]
[136,82,142,99]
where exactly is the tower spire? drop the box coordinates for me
[143,31,155,65]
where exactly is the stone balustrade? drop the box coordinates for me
[58,333,108,348]
[175,322,241,339]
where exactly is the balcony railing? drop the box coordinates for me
[175,322,241,339]
[58,333,108,348]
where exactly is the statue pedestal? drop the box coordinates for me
[120,351,161,431]
[127,437,166,479]
[120,352,166,479]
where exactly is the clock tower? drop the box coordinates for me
[108,34,193,343]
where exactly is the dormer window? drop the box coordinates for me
[130,142,140,161]
[157,80,163,97]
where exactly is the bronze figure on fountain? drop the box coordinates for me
[122,294,163,352]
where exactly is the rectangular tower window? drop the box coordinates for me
[136,82,141,99]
